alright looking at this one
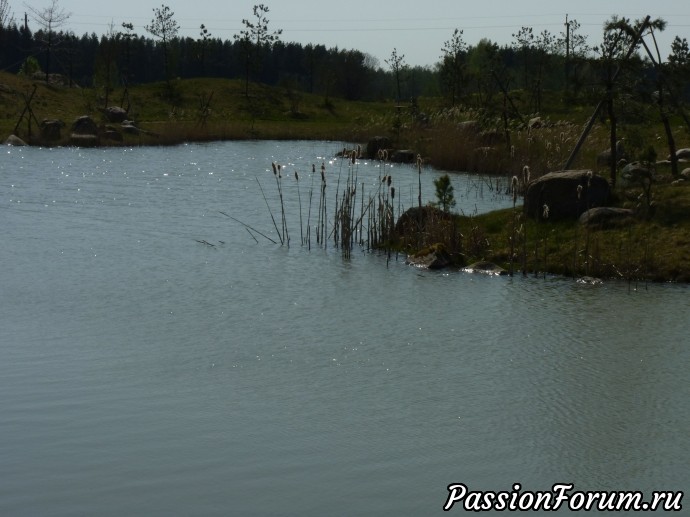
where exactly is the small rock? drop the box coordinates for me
[596,140,627,167]
[619,161,654,188]
[407,244,452,269]
[103,130,123,142]
[668,148,690,161]
[4,134,27,146]
[462,261,507,276]
[391,149,416,163]
[366,136,391,159]
[103,106,128,123]
[121,122,141,135]
[528,116,543,129]
[576,276,603,285]
[69,133,99,147]
[579,207,635,226]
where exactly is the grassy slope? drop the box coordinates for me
[0,72,391,144]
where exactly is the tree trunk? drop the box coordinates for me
[607,85,617,187]
[659,85,678,177]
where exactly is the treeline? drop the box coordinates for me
[0,22,400,100]
[1,15,689,107]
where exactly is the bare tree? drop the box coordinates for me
[145,4,179,85]
[512,26,554,112]
[385,48,407,102]
[96,21,120,108]
[440,29,467,106]
[198,24,212,77]
[118,22,136,85]
[557,17,590,97]
[0,0,15,66]
[1,0,15,29]
[25,0,71,82]
[234,4,282,97]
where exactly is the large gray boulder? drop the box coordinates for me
[524,170,610,221]
[70,116,99,147]
[40,119,65,141]
[394,205,453,237]
[72,115,99,136]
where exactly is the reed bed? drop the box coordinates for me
[228,148,407,261]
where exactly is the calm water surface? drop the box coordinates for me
[1,141,688,516]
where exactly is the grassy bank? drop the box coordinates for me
[393,171,690,283]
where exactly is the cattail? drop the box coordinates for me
[356,144,361,158]
[312,163,315,173]
[417,154,423,209]
[522,165,530,186]
[294,170,299,181]
[271,162,277,175]
[351,150,356,164]
[577,184,583,200]
[512,176,519,204]
[277,163,282,178]
[542,204,550,220]
[586,170,592,187]
[391,187,395,199]
[387,175,392,187]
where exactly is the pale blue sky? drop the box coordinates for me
[15,0,690,67]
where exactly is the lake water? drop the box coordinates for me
[1,141,688,516]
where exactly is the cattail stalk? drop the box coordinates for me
[256,177,283,245]
[510,175,518,276]
[295,170,304,245]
